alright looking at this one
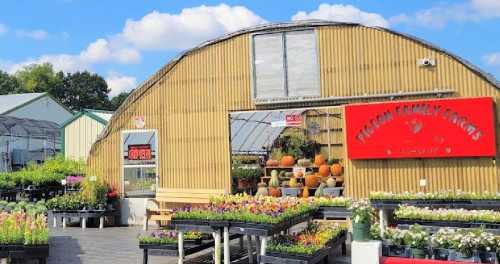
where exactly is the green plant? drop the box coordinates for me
[24,214,49,245]
[231,166,261,181]
[370,191,500,201]
[395,205,500,224]
[403,225,429,249]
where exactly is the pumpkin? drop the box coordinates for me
[268,187,281,197]
[326,177,336,188]
[266,159,279,167]
[269,172,280,187]
[289,177,298,188]
[315,183,326,197]
[294,171,303,178]
[302,187,310,198]
[330,163,343,176]
[318,165,330,177]
[314,154,326,166]
[256,182,268,196]
[280,155,295,166]
[297,159,311,167]
[305,174,319,188]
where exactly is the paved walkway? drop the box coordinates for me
[49,226,179,264]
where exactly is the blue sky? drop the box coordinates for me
[0,0,499,96]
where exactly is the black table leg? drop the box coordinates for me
[143,248,148,264]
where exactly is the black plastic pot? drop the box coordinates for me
[432,248,451,260]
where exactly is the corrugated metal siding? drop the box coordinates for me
[65,115,105,161]
[316,26,499,198]
[88,25,499,199]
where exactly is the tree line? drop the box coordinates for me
[0,63,131,111]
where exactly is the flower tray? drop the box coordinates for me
[382,245,410,258]
[314,206,351,219]
[371,199,500,210]
[262,231,346,264]
[0,244,49,260]
[229,213,311,236]
[380,256,475,264]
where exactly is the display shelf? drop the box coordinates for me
[371,199,500,210]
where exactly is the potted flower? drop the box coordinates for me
[403,225,429,259]
[430,228,456,260]
[349,199,372,241]
[382,228,409,257]
[476,230,498,263]
[232,166,261,189]
[450,230,481,262]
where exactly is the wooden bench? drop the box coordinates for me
[143,188,227,230]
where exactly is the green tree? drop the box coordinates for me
[15,63,62,93]
[54,71,111,111]
[109,91,131,110]
[0,70,20,94]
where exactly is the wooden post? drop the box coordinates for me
[223,227,230,264]
[178,231,184,264]
[213,231,221,264]
[99,216,104,229]
[246,235,254,264]
[82,217,87,229]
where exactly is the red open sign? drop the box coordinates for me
[128,144,152,160]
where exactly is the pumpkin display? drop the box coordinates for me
[302,186,310,198]
[305,174,319,188]
[256,182,268,196]
[284,172,294,178]
[289,177,298,188]
[266,159,279,167]
[269,172,280,187]
[326,176,336,188]
[280,155,295,166]
[314,154,326,166]
[327,158,335,165]
[318,165,330,177]
[281,181,289,187]
[268,187,281,197]
[294,171,303,178]
[330,163,343,176]
[297,159,311,167]
[315,183,326,197]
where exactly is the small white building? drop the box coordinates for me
[61,109,113,161]
[0,93,73,125]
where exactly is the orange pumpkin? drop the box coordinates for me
[302,187,310,198]
[305,174,319,188]
[280,155,295,166]
[266,159,279,167]
[268,187,281,197]
[294,171,303,178]
[318,165,330,177]
[330,163,343,176]
[314,154,326,166]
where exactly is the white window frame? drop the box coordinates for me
[120,129,159,198]
[251,28,321,101]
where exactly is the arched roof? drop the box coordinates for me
[96,20,500,146]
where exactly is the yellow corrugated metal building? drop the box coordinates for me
[87,21,499,201]
[62,109,113,161]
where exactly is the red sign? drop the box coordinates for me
[128,144,152,160]
[286,114,303,127]
[345,97,496,159]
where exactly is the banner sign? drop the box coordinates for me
[285,114,303,127]
[127,144,152,160]
[345,97,496,159]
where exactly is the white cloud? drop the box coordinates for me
[121,4,267,50]
[105,71,137,97]
[2,4,264,74]
[390,0,500,28]
[0,23,7,36]
[483,52,500,66]
[16,29,49,40]
[292,4,389,28]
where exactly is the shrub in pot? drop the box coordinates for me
[349,199,372,241]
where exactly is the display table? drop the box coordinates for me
[314,206,351,219]
[0,244,49,264]
[51,209,119,229]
